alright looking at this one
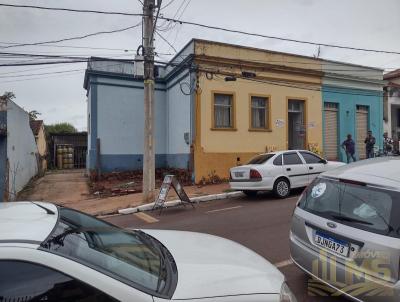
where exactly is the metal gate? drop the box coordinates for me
[324,103,339,160]
[356,105,369,159]
[74,146,87,168]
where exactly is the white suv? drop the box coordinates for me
[0,202,296,302]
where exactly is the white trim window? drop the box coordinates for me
[251,96,268,129]
[214,94,233,128]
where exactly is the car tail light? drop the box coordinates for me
[250,169,262,180]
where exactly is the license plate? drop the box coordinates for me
[234,172,244,178]
[314,231,349,257]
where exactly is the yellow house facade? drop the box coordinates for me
[192,40,323,182]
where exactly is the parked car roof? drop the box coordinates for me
[259,150,322,156]
[0,202,58,244]
[321,157,400,189]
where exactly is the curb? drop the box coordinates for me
[118,191,244,215]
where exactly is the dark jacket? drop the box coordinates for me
[342,139,355,154]
[364,136,376,150]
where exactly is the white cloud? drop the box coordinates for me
[0,0,399,129]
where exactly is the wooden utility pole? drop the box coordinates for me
[142,0,156,202]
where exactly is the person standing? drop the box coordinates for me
[342,134,356,163]
[364,130,376,159]
[383,132,394,156]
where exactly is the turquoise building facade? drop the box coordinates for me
[321,62,384,162]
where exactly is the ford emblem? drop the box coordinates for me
[327,222,337,229]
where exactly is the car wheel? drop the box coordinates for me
[273,178,290,198]
[243,190,258,197]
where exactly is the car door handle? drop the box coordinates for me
[309,167,314,170]
[286,168,291,171]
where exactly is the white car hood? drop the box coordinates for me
[143,229,284,300]
[326,161,346,169]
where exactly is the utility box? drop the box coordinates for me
[134,55,144,78]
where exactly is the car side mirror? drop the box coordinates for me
[320,159,328,164]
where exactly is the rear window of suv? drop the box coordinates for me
[298,178,400,238]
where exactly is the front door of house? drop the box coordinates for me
[356,105,369,159]
[288,99,306,150]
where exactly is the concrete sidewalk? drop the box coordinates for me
[78,182,233,216]
[18,169,233,216]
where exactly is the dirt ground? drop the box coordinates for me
[18,169,90,204]
[17,170,231,216]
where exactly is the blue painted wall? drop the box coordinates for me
[99,154,167,172]
[165,71,192,169]
[86,72,192,173]
[322,85,383,161]
[85,45,196,174]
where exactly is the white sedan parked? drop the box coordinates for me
[230,150,345,198]
[0,202,297,302]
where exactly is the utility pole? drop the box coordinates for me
[142,0,156,203]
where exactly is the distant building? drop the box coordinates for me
[0,98,38,202]
[30,120,48,174]
[383,69,400,151]
[321,60,383,161]
[84,39,384,183]
[48,132,87,169]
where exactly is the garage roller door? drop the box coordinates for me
[356,105,369,159]
[324,103,338,160]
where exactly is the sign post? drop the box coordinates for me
[153,175,195,214]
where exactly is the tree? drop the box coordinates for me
[45,123,77,134]
[29,110,41,121]
[0,91,15,103]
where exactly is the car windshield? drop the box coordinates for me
[40,208,177,297]
[298,178,400,238]
[247,154,275,165]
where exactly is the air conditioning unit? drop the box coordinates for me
[134,55,144,77]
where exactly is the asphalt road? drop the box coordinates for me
[105,191,347,302]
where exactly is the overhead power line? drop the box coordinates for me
[156,31,178,53]
[150,0,162,43]
[1,2,400,55]
[0,51,89,60]
[0,63,83,75]
[160,18,400,56]
[0,22,142,50]
[0,51,395,79]
[161,0,179,10]
[0,60,87,67]
[0,56,387,97]
[0,41,135,52]
[208,70,385,97]
[0,68,84,79]
[0,61,132,83]
[1,49,396,79]
[0,70,84,83]
[0,3,143,17]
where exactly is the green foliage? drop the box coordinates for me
[45,122,77,134]
[0,91,15,102]
[29,110,41,121]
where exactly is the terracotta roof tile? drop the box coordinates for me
[384,69,400,80]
